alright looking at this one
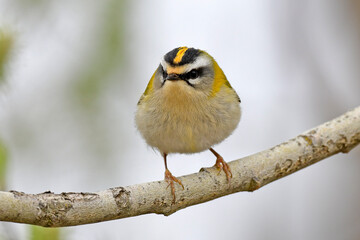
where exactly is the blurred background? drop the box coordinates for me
[0,0,360,239]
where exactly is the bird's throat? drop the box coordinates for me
[160,81,203,111]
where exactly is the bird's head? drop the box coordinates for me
[144,47,231,97]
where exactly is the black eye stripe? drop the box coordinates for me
[160,66,206,89]
[184,80,195,87]
[180,67,203,80]
[188,69,198,79]
[159,64,167,79]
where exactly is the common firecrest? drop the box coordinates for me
[135,47,241,202]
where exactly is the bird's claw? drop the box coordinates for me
[165,169,184,203]
[214,156,233,182]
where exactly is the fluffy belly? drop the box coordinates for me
[136,93,240,154]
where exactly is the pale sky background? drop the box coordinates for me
[0,1,360,239]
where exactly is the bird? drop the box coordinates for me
[135,47,241,202]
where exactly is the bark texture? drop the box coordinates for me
[0,106,359,227]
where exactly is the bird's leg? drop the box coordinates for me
[163,153,184,203]
[209,148,232,182]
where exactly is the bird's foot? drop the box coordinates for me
[165,169,184,203]
[214,156,233,182]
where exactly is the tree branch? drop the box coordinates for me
[0,106,359,227]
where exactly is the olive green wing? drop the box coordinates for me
[137,70,157,105]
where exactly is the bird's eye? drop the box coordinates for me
[188,69,199,79]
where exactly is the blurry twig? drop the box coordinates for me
[0,106,359,227]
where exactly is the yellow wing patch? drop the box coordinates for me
[210,58,230,96]
[173,47,188,64]
[144,70,156,96]
[209,57,240,102]
[138,70,156,105]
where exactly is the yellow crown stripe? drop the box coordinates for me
[173,47,188,64]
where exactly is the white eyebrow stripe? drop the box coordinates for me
[183,56,211,72]
[160,59,167,70]
[184,56,211,85]
[161,55,211,73]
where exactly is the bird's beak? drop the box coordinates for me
[165,73,181,81]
